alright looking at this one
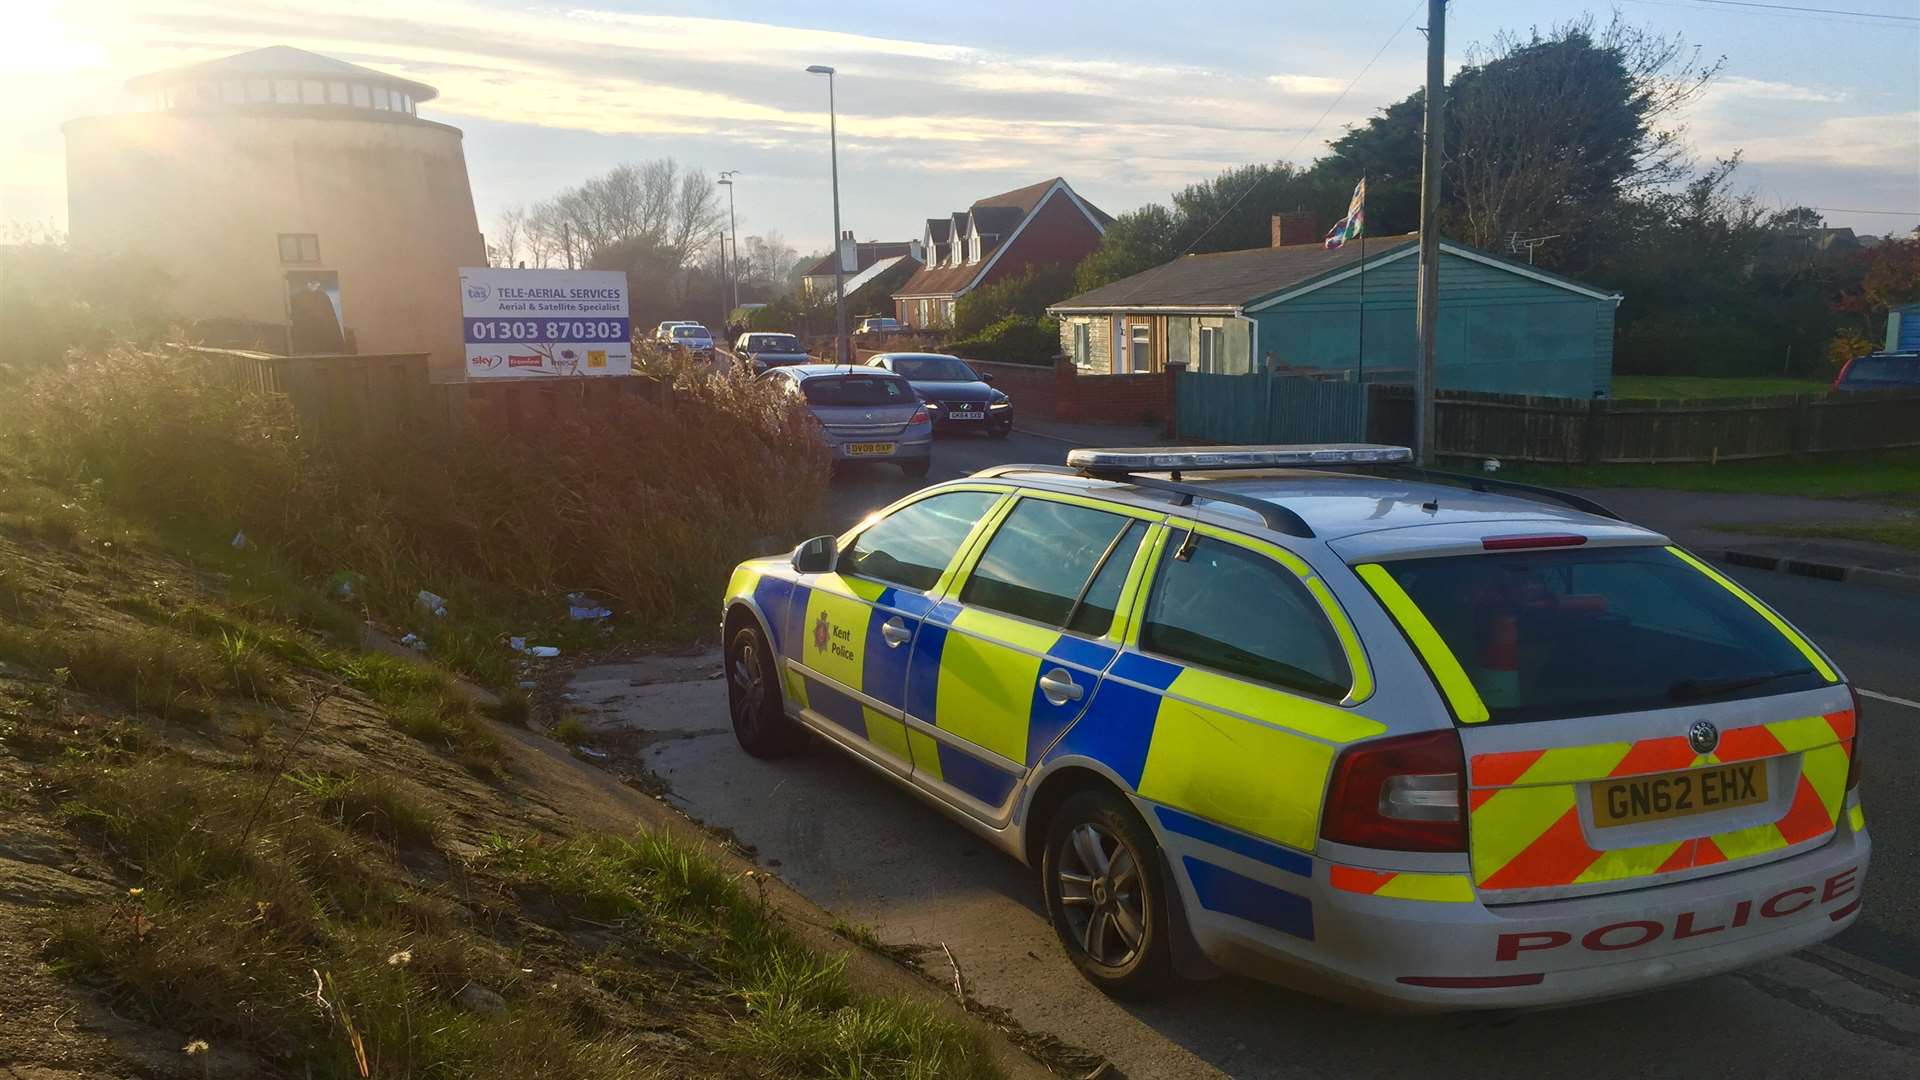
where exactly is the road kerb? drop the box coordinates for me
[1718,549,1920,598]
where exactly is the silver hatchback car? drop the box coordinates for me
[760,364,933,477]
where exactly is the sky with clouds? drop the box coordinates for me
[4,0,1916,258]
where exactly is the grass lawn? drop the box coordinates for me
[1610,375,1831,399]
[1718,517,1920,552]
[1494,449,1920,499]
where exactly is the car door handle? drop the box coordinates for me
[880,617,911,648]
[1038,667,1083,705]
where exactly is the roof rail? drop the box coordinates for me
[1382,466,1621,520]
[1106,473,1316,538]
[970,463,1075,479]
[967,461,1314,537]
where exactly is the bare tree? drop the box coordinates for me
[490,206,528,267]
[1445,13,1724,250]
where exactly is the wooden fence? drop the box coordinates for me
[196,348,667,443]
[1177,371,1369,444]
[1365,385,1920,463]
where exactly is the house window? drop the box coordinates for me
[300,79,325,104]
[373,86,391,110]
[351,83,370,108]
[247,78,271,103]
[278,234,321,263]
[1198,326,1219,373]
[327,81,350,105]
[1073,322,1090,368]
[273,79,299,104]
[1129,323,1151,373]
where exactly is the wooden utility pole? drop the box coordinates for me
[1413,0,1446,464]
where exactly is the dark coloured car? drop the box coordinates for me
[1832,352,1920,393]
[867,352,1012,438]
[734,332,812,373]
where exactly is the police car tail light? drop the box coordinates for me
[1321,731,1467,852]
[1846,685,1861,793]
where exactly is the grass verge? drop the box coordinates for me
[1495,449,1920,499]
[43,755,1000,1079]
[486,833,1001,1080]
[1712,517,1920,552]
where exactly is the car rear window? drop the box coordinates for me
[1373,546,1827,724]
[891,356,976,381]
[1842,354,1920,384]
[671,326,706,338]
[750,335,800,351]
[801,374,912,406]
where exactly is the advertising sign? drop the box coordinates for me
[458,268,630,378]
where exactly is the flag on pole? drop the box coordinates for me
[1324,178,1366,249]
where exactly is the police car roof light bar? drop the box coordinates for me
[1066,445,1413,474]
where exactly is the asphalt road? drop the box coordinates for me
[571,432,1920,1078]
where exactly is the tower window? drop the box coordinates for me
[278,234,321,263]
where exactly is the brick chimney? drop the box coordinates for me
[1271,212,1321,248]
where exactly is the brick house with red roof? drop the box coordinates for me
[892,177,1110,329]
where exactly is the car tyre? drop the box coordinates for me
[1041,789,1175,997]
[989,422,1011,439]
[900,457,931,478]
[726,622,806,758]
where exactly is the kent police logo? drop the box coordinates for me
[813,611,831,652]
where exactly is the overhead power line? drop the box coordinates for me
[1178,0,1423,256]
[1673,0,1919,23]
[1804,206,1920,217]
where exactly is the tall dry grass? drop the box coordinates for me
[1,345,830,644]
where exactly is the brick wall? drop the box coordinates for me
[1059,370,1170,426]
[964,355,1172,429]
[964,358,1060,417]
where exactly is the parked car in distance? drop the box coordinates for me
[664,323,715,360]
[758,364,931,476]
[653,320,697,340]
[1832,351,1920,393]
[867,352,1012,438]
[856,316,904,336]
[734,332,813,373]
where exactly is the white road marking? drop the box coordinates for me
[1858,688,1920,711]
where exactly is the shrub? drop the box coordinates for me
[949,264,1075,340]
[0,344,831,659]
[948,315,1062,367]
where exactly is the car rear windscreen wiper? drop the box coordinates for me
[1667,668,1814,703]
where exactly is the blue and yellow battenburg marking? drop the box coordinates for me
[728,501,1398,944]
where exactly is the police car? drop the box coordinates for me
[719,445,1867,1008]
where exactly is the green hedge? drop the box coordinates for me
[948,315,1061,367]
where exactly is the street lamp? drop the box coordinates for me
[718,170,740,323]
[806,64,847,366]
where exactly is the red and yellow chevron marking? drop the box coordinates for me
[1468,711,1853,892]
[1328,866,1476,903]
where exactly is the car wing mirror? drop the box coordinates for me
[978,371,996,386]
[791,535,839,575]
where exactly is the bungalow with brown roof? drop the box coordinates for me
[1049,216,1622,399]
[892,178,1111,329]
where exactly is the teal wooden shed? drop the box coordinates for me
[1051,233,1622,399]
